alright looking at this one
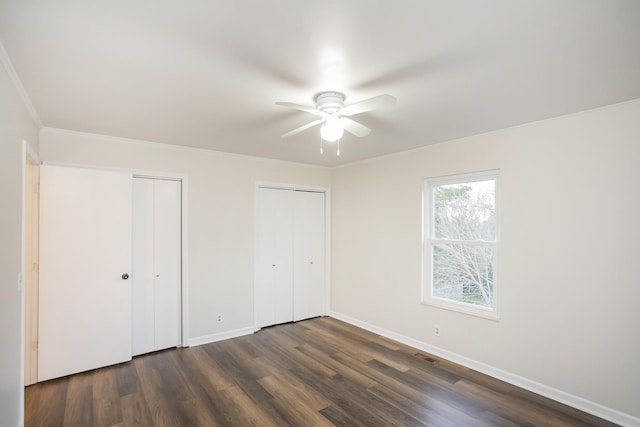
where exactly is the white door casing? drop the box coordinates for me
[24,153,39,386]
[38,165,132,382]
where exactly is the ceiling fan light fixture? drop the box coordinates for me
[277,91,396,154]
[320,114,343,142]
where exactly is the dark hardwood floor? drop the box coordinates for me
[25,317,617,426]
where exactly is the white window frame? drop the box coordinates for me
[422,170,500,320]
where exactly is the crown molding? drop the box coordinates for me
[0,40,42,128]
[41,126,333,170]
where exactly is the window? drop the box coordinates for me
[422,171,499,319]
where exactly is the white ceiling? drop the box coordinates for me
[1,1,639,166]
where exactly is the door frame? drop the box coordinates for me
[35,162,190,350]
[253,181,331,331]
[21,140,40,420]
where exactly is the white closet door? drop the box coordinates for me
[132,178,181,356]
[255,188,293,328]
[132,179,155,356]
[152,179,182,350]
[293,191,326,321]
[39,166,132,382]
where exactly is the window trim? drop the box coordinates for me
[421,170,500,320]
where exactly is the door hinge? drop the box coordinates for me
[34,183,40,194]
[32,262,39,273]
[32,341,38,351]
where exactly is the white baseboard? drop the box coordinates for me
[329,311,639,427]
[188,326,255,347]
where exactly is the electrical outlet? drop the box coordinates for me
[434,324,441,336]
[217,314,222,322]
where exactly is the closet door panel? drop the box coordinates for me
[273,190,294,324]
[255,188,274,328]
[132,179,155,356]
[293,191,325,321]
[153,179,182,350]
[255,188,293,328]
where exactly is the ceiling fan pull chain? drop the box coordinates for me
[337,138,341,156]
[320,134,324,154]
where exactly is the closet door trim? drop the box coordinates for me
[253,181,331,331]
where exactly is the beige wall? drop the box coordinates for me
[39,129,332,340]
[330,100,640,419]
[0,60,39,425]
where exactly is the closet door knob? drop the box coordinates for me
[121,273,130,280]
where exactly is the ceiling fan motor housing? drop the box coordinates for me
[314,91,345,114]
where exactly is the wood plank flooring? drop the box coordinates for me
[25,317,617,426]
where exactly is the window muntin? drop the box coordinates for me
[423,171,499,319]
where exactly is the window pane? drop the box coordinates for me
[434,180,496,241]
[432,243,494,308]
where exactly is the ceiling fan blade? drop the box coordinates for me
[275,102,322,115]
[281,119,323,138]
[340,118,371,138]
[343,94,397,116]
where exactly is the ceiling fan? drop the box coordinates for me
[276,91,396,155]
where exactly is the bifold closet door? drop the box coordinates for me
[255,187,325,329]
[132,178,182,356]
[39,166,132,382]
[255,188,293,328]
[293,190,325,321]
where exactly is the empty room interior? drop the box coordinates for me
[1,1,639,426]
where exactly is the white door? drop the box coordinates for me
[293,190,325,321]
[38,166,132,382]
[132,178,182,356]
[255,188,293,328]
